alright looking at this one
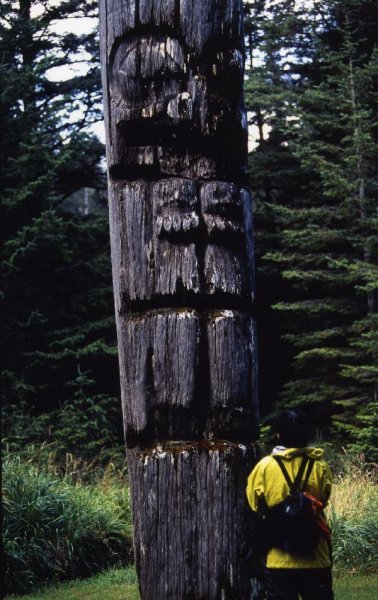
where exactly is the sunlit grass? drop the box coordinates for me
[329,453,378,521]
[326,453,378,573]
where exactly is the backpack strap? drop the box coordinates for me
[301,457,315,492]
[273,455,310,494]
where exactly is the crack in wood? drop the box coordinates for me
[121,296,255,316]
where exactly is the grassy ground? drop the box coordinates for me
[4,568,139,600]
[4,567,378,600]
[334,572,378,600]
[4,448,377,598]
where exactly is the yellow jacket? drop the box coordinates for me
[246,447,332,569]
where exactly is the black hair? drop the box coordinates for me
[274,410,312,448]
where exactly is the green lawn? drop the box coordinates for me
[334,573,378,600]
[4,568,140,600]
[5,568,378,600]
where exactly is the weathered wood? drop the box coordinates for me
[128,442,257,600]
[207,311,258,441]
[99,0,259,597]
[110,179,201,303]
[117,308,257,443]
[119,310,201,439]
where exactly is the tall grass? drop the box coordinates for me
[3,445,377,595]
[3,449,133,595]
[327,453,378,573]
[4,442,128,485]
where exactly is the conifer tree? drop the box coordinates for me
[245,0,378,455]
[1,0,123,453]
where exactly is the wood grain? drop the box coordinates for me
[99,1,259,597]
[128,441,257,600]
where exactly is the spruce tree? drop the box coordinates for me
[245,0,378,455]
[244,0,314,415]
[1,0,123,453]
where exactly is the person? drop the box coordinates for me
[246,410,334,600]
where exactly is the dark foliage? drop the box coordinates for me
[244,0,378,458]
[0,0,123,453]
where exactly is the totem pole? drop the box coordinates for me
[99,1,259,598]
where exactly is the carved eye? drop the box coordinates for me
[111,36,186,104]
[152,179,200,239]
[213,49,244,76]
[201,182,244,238]
[192,46,244,78]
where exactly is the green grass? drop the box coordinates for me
[3,447,377,596]
[334,573,378,600]
[3,452,133,595]
[4,568,378,600]
[4,567,140,600]
[326,454,378,573]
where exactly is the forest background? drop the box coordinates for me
[2,0,377,460]
[1,0,378,596]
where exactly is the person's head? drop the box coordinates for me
[274,410,312,448]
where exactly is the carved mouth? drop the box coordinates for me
[122,293,255,316]
[110,118,247,180]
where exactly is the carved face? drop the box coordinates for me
[116,178,253,306]
[101,0,257,442]
[107,14,247,177]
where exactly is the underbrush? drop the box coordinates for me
[326,452,378,573]
[3,445,377,595]
[3,447,132,595]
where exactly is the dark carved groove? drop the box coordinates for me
[121,296,255,316]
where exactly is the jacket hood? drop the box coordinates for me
[272,446,325,460]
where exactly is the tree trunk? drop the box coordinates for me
[99,1,259,598]
[348,53,375,313]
